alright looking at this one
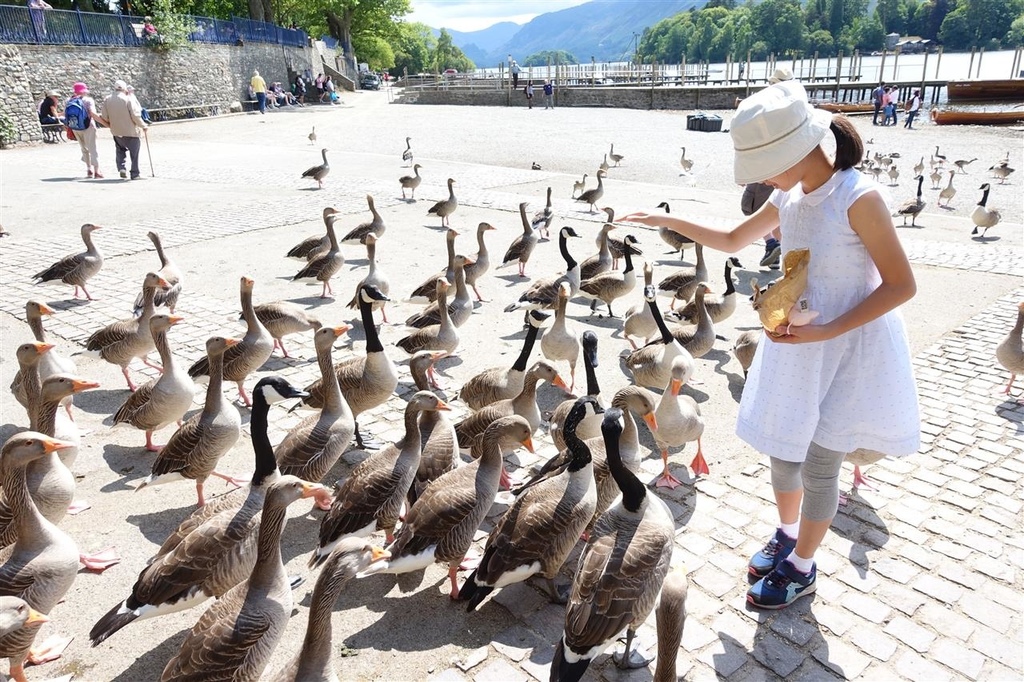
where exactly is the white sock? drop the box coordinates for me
[780,521,799,540]
[787,552,814,574]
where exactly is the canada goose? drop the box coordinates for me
[458,396,601,611]
[953,157,978,173]
[345,233,390,323]
[531,186,554,240]
[307,126,316,145]
[609,143,623,166]
[671,257,742,326]
[990,162,1015,184]
[311,391,450,567]
[158,477,325,682]
[286,207,340,261]
[405,255,474,328]
[599,154,610,172]
[531,161,542,170]
[399,163,423,200]
[293,213,344,298]
[576,170,606,213]
[547,332,604,451]
[895,175,925,226]
[501,202,538,277]
[572,173,588,198]
[112,314,195,452]
[458,310,548,409]
[504,226,582,313]
[732,329,761,378]
[251,301,321,358]
[623,262,657,349]
[133,230,183,314]
[302,148,330,189]
[929,166,943,189]
[427,178,458,227]
[137,336,242,506]
[340,195,385,245]
[653,356,706,488]
[655,201,694,256]
[624,284,695,390]
[933,145,946,163]
[579,235,638,318]
[402,136,413,165]
[996,301,1024,397]
[937,170,957,207]
[579,223,615,281]
[15,301,77,419]
[971,183,1002,238]
[541,282,581,393]
[32,223,103,300]
[657,241,707,307]
[359,416,535,599]
[407,350,459,505]
[550,409,674,681]
[397,279,460,356]
[410,228,458,303]
[679,146,693,173]
[653,567,687,682]
[464,222,496,301]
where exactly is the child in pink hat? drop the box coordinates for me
[68,82,103,178]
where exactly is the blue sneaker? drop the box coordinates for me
[748,528,796,578]
[747,560,816,610]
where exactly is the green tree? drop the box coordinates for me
[940,0,1021,48]
[806,28,836,54]
[925,0,950,39]
[751,0,805,53]
[1008,13,1024,45]
[858,14,885,49]
[353,34,395,70]
[391,21,434,76]
[279,0,410,70]
[433,28,474,72]
[523,50,578,66]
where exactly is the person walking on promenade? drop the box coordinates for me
[510,59,521,89]
[871,82,885,125]
[543,80,554,109]
[294,74,306,105]
[904,88,921,130]
[66,82,103,178]
[99,79,148,180]
[28,0,51,38]
[621,81,920,610]
[251,69,267,114]
[524,81,534,109]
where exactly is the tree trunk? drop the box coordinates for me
[326,9,356,72]
[248,0,264,23]
[261,0,273,24]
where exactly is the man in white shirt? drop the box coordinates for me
[99,79,148,179]
[904,88,921,130]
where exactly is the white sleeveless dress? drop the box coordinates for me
[736,169,920,463]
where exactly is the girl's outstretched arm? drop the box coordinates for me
[620,201,780,254]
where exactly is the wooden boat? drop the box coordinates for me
[930,108,1024,126]
[814,101,873,114]
[947,79,1024,103]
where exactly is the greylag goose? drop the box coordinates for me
[939,170,956,206]
[671,257,741,325]
[953,157,978,173]
[302,148,330,189]
[929,166,943,189]
[504,226,582,314]
[407,350,459,505]
[547,332,603,451]
[609,143,623,167]
[531,186,554,240]
[0,434,79,682]
[550,409,674,680]
[286,207,340,261]
[32,223,103,300]
[188,276,274,407]
[996,301,1024,398]
[360,416,535,599]
[500,202,538,277]
[427,177,458,227]
[83,271,169,390]
[623,262,657,349]
[311,391,450,565]
[402,136,413,165]
[732,329,761,378]
[653,567,687,682]
[679,146,693,173]
[158,476,324,682]
[576,170,605,213]
[137,336,243,506]
[623,284,695,390]
[579,223,615,281]
[133,230,182,314]
[599,154,610,172]
[275,326,355,489]
[307,126,316,145]
[913,156,925,177]
[409,228,458,303]
[397,279,460,356]
[653,356,706,487]
[657,241,707,307]
[572,173,587,198]
[346,233,390,323]
[89,377,321,648]
[405,255,474,328]
[600,207,640,271]
[971,183,1002,237]
[887,165,900,186]
[895,175,925,226]
[340,194,385,245]
[10,342,53,418]
[112,314,195,452]
[300,284,397,449]
[458,310,547,409]
[269,539,389,682]
[667,282,716,359]
[0,599,46,641]
[541,282,581,393]
[252,301,322,358]
[578,234,638,317]
[14,301,77,418]
[464,222,496,301]
[294,211,344,298]
[990,162,1015,184]
[655,201,694,256]
[459,397,601,611]
[399,163,423,200]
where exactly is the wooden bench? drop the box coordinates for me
[41,123,66,144]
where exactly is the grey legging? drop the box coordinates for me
[770,442,846,522]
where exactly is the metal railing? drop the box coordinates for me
[0,5,307,48]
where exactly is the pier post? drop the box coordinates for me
[878,50,887,84]
[835,51,842,102]
[935,46,943,79]
[920,50,928,104]
[976,48,984,78]
[967,48,975,78]
[892,47,900,82]
[681,54,686,85]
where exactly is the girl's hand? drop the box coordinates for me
[765,322,835,344]
[618,212,662,226]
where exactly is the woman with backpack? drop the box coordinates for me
[66,82,103,178]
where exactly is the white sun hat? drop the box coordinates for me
[731,84,831,184]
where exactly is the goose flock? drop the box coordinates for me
[1,124,1020,682]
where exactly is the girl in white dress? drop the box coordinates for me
[622,82,919,609]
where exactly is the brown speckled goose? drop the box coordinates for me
[252,301,321,358]
[302,148,330,189]
[133,230,183,314]
[10,342,52,420]
[599,206,640,270]
[427,178,458,227]
[667,282,716,359]
[399,164,423,200]
[732,329,761,378]
[531,186,554,240]
[397,279,460,356]
[275,326,355,490]
[112,314,195,452]
[654,567,687,682]
[13,302,77,419]
[578,234,638,317]
[623,262,657,349]
[580,223,615,281]
[624,285,695,390]
[541,282,581,393]
[287,207,340,261]
[346,234,390,323]
[458,310,547,410]
[294,213,344,298]
[670,257,742,325]
[657,241,707,307]
[550,409,674,680]
[270,539,389,682]
[159,476,324,682]
[84,272,169,391]
[459,397,600,611]
[137,336,243,506]
[576,170,605,213]
[501,202,538,277]
[361,416,535,599]
[503,226,582,314]
[189,276,274,407]
[997,301,1024,396]
[0,434,79,682]
[405,255,474,329]
[464,222,496,301]
[32,223,103,300]
[410,228,459,303]
[655,201,694,257]
[407,350,459,505]
[311,391,449,566]
[340,194,385,245]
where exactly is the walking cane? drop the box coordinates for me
[143,128,155,177]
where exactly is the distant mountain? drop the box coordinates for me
[443,22,522,54]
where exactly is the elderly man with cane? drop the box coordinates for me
[100,79,148,180]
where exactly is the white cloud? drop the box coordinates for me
[407,0,591,32]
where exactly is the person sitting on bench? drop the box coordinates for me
[39,90,61,125]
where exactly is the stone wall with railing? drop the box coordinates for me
[399,84,749,110]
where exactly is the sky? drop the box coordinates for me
[406,0,592,32]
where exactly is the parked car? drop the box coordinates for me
[360,73,381,90]
[443,68,458,75]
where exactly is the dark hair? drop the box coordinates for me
[830,114,863,171]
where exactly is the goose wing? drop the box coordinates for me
[149,415,203,477]
[33,253,84,282]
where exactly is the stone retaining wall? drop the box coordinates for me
[402,85,750,110]
[0,41,314,146]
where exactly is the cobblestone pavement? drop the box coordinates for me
[0,93,1021,682]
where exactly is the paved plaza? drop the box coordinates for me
[0,89,1022,681]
